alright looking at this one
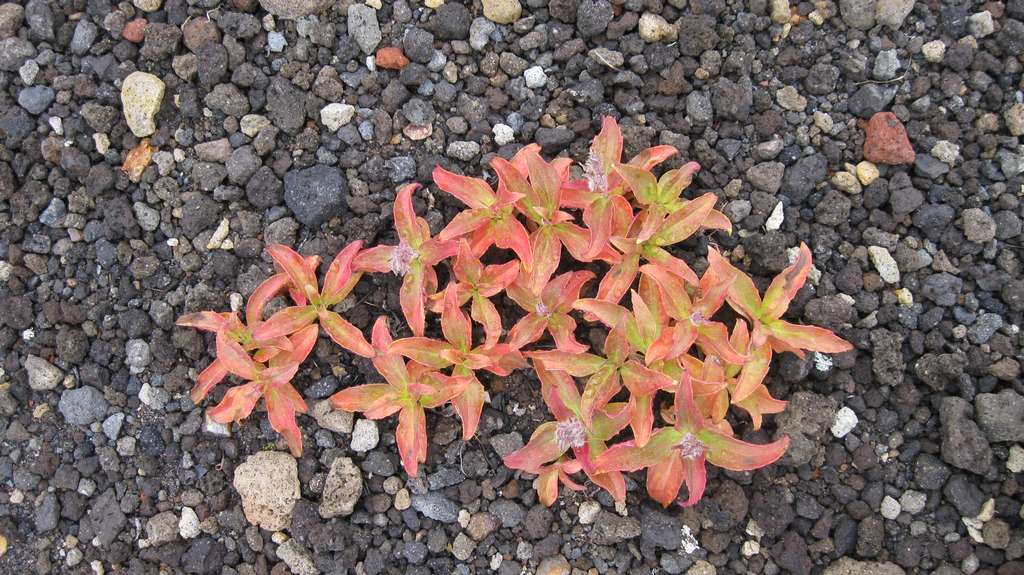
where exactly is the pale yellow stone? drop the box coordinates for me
[394,488,411,510]
[770,0,790,23]
[425,0,444,8]
[894,288,914,306]
[482,0,521,24]
[638,13,676,42]
[856,161,880,186]
[831,171,862,194]
[121,71,165,138]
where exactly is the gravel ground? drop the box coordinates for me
[1,0,1023,573]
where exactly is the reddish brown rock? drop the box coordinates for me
[861,112,916,165]
[182,17,221,52]
[122,18,147,43]
[376,47,411,70]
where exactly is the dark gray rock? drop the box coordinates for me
[577,0,613,38]
[430,2,471,39]
[773,531,812,575]
[920,273,962,307]
[998,18,1024,55]
[774,392,837,466]
[974,390,1024,442]
[246,166,284,209]
[283,165,347,228]
[181,538,227,573]
[25,0,54,41]
[870,329,904,386]
[266,76,305,134]
[179,195,222,238]
[641,508,682,550]
[711,76,752,120]
[914,352,966,391]
[489,499,524,528]
[80,489,126,547]
[591,511,641,544]
[914,154,949,180]
[677,14,717,56]
[35,493,59,533]
[856,516,884,558]
[196,42,229,88]
[746,162,784,193]
[939,397,992,474]
[70,20,97,55]
[913,453,950,490]
[535,127,574,152]
[847,84,896,118]
[386,156,416,183]
[403,28,434,64]
[781,153,827,203]
[943,474,985,516]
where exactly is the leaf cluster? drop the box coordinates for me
[179,118,851,507]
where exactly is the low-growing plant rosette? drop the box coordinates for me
[178,117,852,508]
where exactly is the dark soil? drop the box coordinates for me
[0,0,1022,574]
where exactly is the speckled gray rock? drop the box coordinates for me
[974,390,1024,443]
[874,0,914,29]
[0,37,36,71]
[143,511,179,547]
[774,392,837,466]
[319,457,362,518]
[25,354,62,390]
[347,4,382,54]
[939,397,992,473]
[259,0,330,19]
[823,558,905,575]
[277,539,319,575]
[0,4,25,38]
[411,493,459,522]
[59,386,108,425]
[840,0,876,29]
[233,451,301,531]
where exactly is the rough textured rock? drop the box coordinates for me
[283,165,348,228]
[120,71,165,137]
[823,557,905,575]
[774,392,838,466]
[974,390,1024,442]
[482,0,522,24]
[58,386,108,425]
[939,397,992,474]
[861,112,915,165]
[24,354,62,390]
[259,0,330,19]
[319,457,362,518]
[232,451,301,531]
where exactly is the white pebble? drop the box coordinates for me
[764,201,784,231]
[868,246,900,284]
[179,507,201,538]
[831,406,858,438]
[350,418,379,452]
[320,103,356,132]
[492,123,514,146]
[578,500,600,524]
[523,66,547,89]
[881,495,901,519]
